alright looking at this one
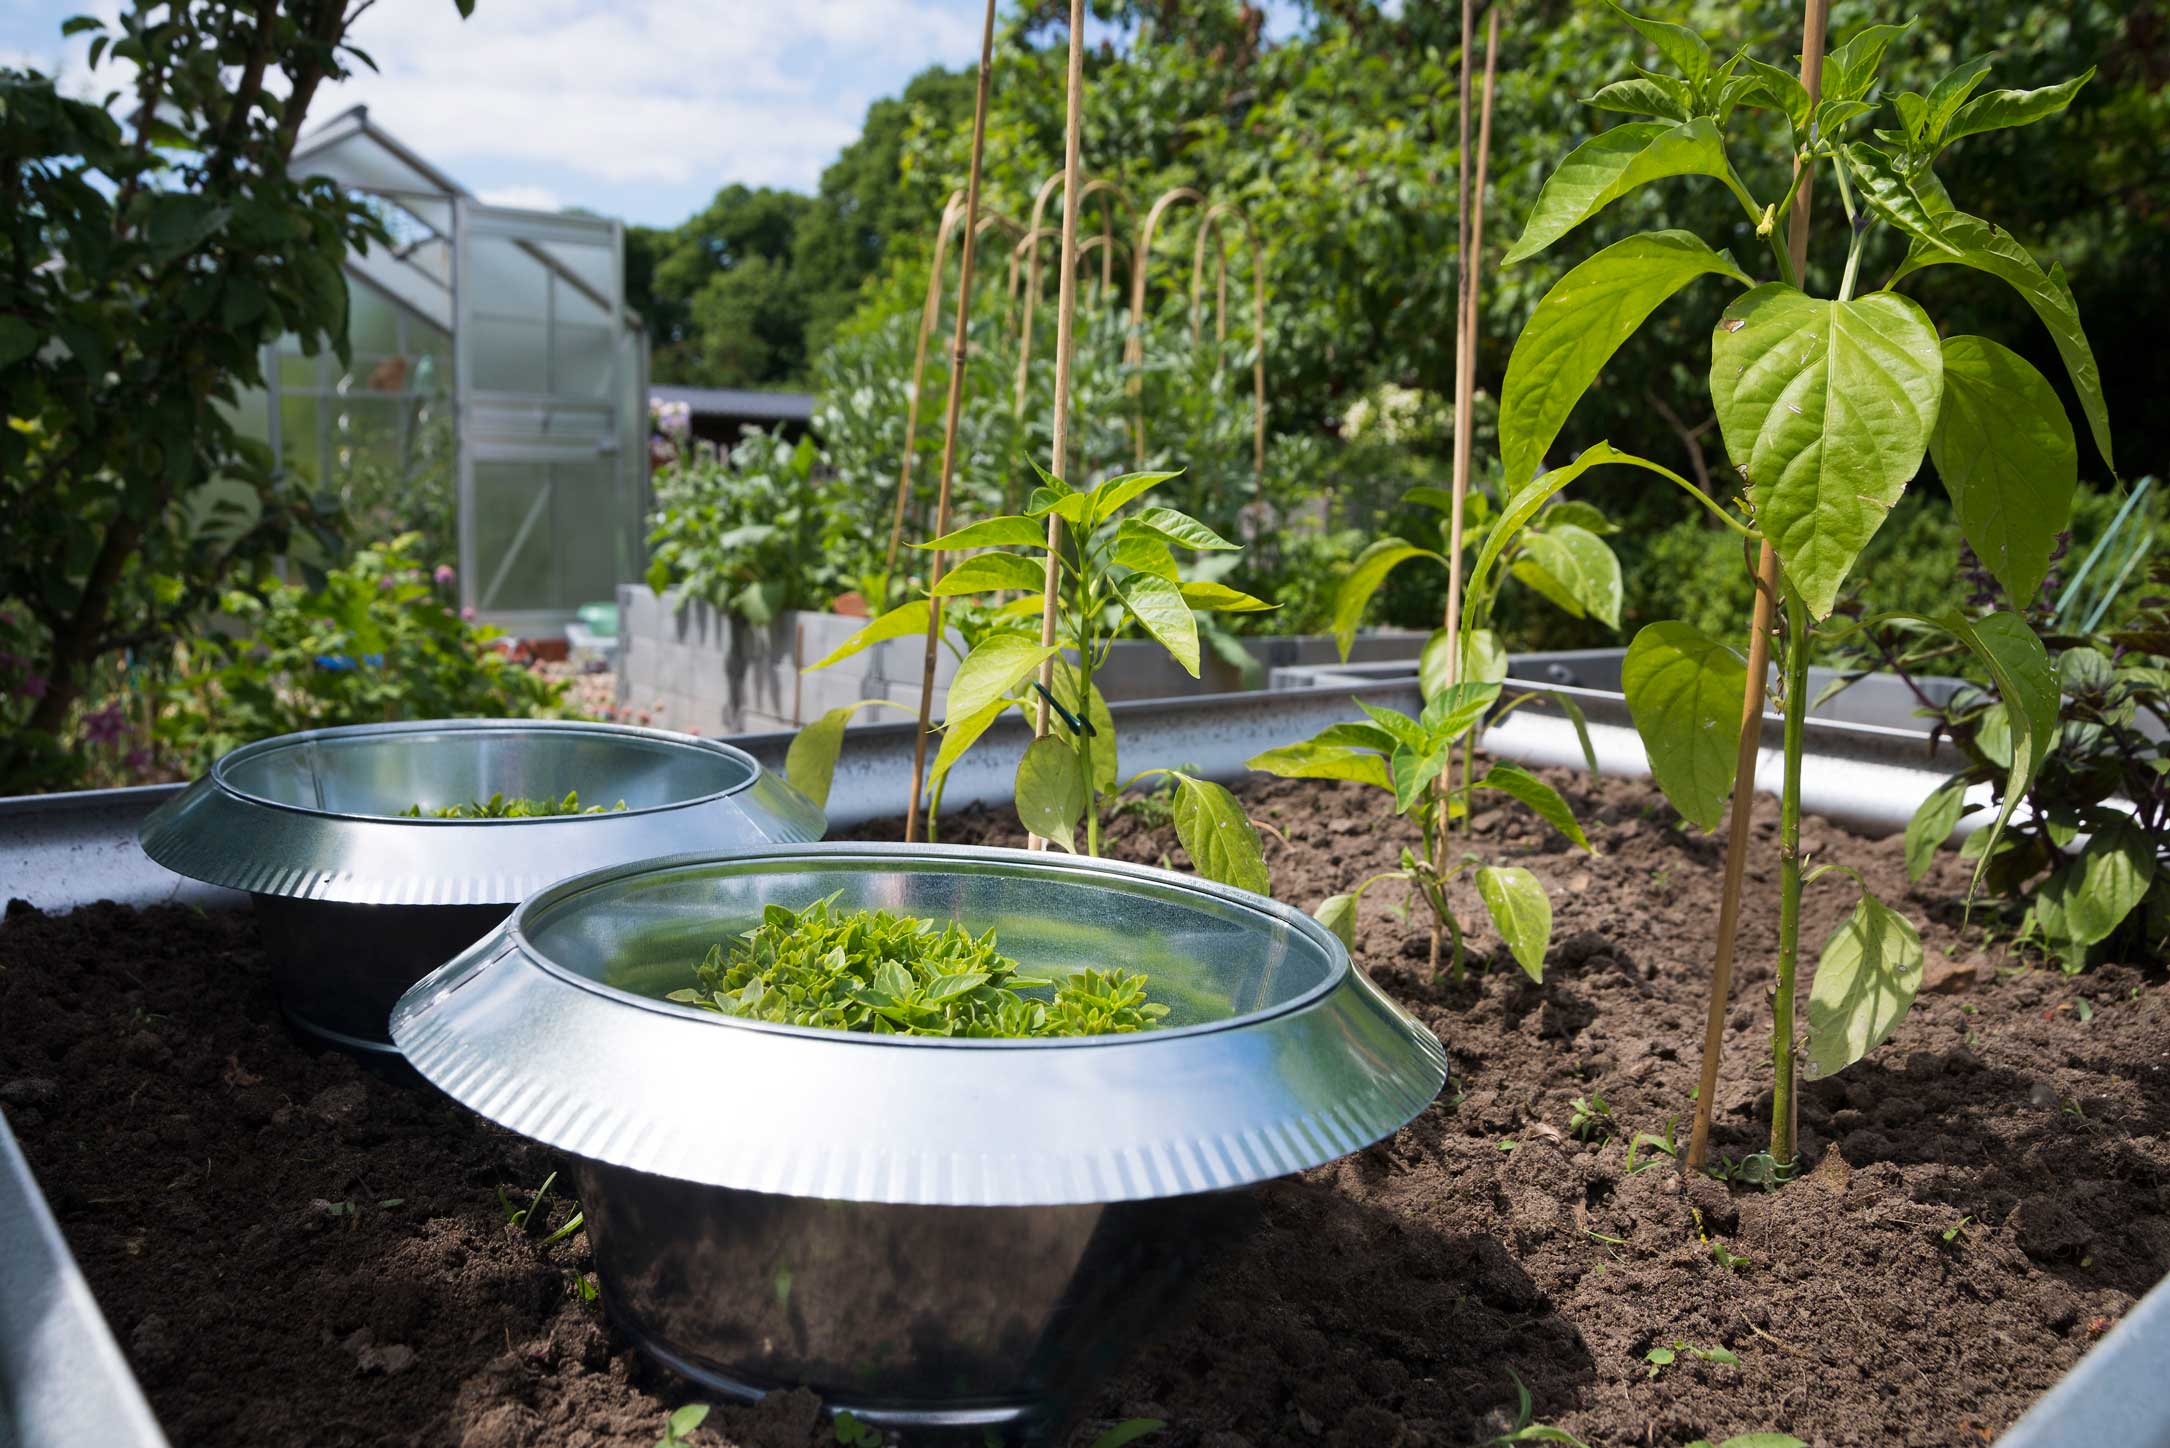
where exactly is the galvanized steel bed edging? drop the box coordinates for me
[0,1112,171,1448]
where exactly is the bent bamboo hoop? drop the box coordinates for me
[884,192,1023,580]
[1123,186,1209,468]
[1014,176,1134,424]
[905,0,1002,844]
[1189,201,1269,498]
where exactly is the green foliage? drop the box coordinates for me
[644,431,864,626]
[399,791,625,820]
[1503,5,2104,1168]
[652,1403,709,1448]
[666,894,1169,1039]
[0,0,475,791]
[153,535,564,777]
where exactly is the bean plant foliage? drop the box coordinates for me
[668,894,1168,1039]
[399,792,624,820]
[0,0,476,792]
[1495,5,2100,1169]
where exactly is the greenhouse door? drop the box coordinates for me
[453,201,641,632]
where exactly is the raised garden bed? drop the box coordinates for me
[3,763,2163,1446]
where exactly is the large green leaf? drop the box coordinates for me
[1330,539,1443,660]
[1048,661,1117,793]
[1088,469,1184,525]
[1474,762,1595,852]
[1468,443,1684,609]
[1903,774,1969,883]
[947,636,1060,720]
[2035,816,2155,951]
[1389,742,1451,814]
[1929,335,2077,606]
[1419,627,1506,698]
[1315,893,1359,951]
[1114,572,1200,676]
[1710,284,1944,619]
[784,699,908,807]
[1607,2,1709,83]
[806,601,929,672]
[1499,231,1750,486]
[1942,69,2093,148]
[1110,529,1179,579]
[1246,740,1394,794]
[1923,54,1997,142]
[1015,735,1085,854]
[1825,21,1911,103]
[1512,524,1622,628]
[1501,120,1748,267]
[1840,143,1957,254]
[1806,891,1923,1079]
[1128,506,1237,550]
[1178,580,1274,613]
[1419,680,1502,747]
[1621,620,1747,832]
[931,552,1048,598]
[929,696,1014,780]
[915,515,1048,551]
[1475,865,1552,983]
[1170,773,1269,895]
[1586,76,1689,121]
[1892,211,2112,475]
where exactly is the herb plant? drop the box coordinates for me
[667,895,1169,1039]
[1496,8,2101,1174]
[652,1403,709,1448]
[401,791,625,819]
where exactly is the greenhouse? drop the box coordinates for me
[253,104,649,630]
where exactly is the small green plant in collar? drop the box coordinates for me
[1252,679,1595,983]
[669,894,1169,1039]
[653,1403,709,1448]
[401,791,626,819]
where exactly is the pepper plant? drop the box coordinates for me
[1496,8,2100,1172]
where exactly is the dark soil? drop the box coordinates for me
[5,765,2165,1448]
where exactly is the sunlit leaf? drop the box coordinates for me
[1622,620,1747,832]
[1929,335,2077,606]
[1806,891,1923,1078]
[1476,865,1552,983]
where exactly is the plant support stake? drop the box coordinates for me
[905,0,1000,844]
[1685,0,1829,1175]
[1029,0,1088,852]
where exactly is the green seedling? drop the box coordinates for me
[1624,1117,1681,1175]
[1498,6,2102,1176]
[1253,674,1596,983]
[1710,1242,1753,1272]
[401,791,625,819]
[1568,1093,1614,1141]
[1086,1421,1165,1448]
[668,894,1167,1039]
[832,1410,881,1446]
[1483,1369,1590,1446]
[500,1172,560,1234]
[654,1403,709,1448]
[1941,1215,1974,1245]
[1646,1342,1742,1377]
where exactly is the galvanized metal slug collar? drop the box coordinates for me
[392,844,1449,1207]
[140,719,824,906]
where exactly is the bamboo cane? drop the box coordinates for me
[1190,202,1270,502]
[1429,0,1498,974]
[1015,179,1133,420]
[1685,0,1829,1173]
[904,0,1000,845]
[1125,185,1209,468]
[1028,0,1089,851]
[884,189,966,583]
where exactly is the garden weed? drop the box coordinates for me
[654,1403,708,1447]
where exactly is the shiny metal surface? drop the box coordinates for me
[392,844,1448,1206]
[139,720,823,1054]
[0,1112,171,1448]
[139,719,823,906]
[575,1161,1246,1433]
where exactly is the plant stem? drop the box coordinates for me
[1075,566,1101,856]
[1769,586,1811,1170]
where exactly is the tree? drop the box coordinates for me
[0,0,477,791]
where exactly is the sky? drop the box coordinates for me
[0,0,1305,230]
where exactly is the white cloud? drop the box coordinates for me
[318,0,981,194]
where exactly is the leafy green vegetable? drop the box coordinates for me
[668,895,1169,1039]
[400,791,625,819]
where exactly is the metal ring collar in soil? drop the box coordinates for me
[390,844,1448,1431]
[138,719,824,1058]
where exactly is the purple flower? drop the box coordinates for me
[83,703,127,745]
[125,748,152,772]
[434,564,456,587]
[20,672,48,699]
[0,650,23,673]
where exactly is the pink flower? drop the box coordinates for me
[434,564,456,587]
[461,606,476,621]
